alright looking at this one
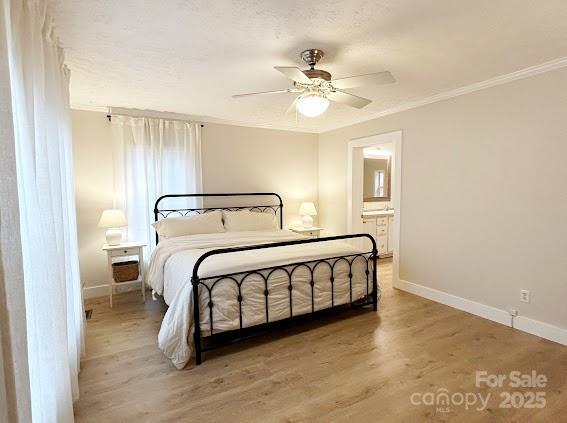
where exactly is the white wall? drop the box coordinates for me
[319,67,567,333]
[73,67,567,340]
[71,110,114,291]
[71,111,319,290]
[201,122,319,228]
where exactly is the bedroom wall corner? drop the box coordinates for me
[71,111,320,292]
[316,65,567,336]
[200,122,319,229]
[71,110,115,293]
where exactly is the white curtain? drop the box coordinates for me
[4,0,84,421]
[111,116,202,253]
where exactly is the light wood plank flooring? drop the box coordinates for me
[76,259,567,422]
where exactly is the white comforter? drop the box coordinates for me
[147,230,373,369]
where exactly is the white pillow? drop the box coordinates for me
[152,210,224,239]
[223,210,277,232]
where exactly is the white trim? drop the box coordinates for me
[323,57,567,132]
[514,316,567,346]
[396,279,510,326]
[348,130,402,285]
[83,284,110,299]
[396,279,567,346]
[71,104,110,113]
[74,57,567,134]
[82,283,141,299]
[71,105,319,134]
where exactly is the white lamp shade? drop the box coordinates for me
[298,202,317,216]
[97,209,127,228]
[296,93,329,117]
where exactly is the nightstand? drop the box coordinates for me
[289,227,322,238]
[102,242,146,307]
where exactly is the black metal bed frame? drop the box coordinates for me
[154,193,378,365]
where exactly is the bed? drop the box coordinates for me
[147,193,379,368]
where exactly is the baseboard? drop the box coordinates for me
[395,279,567,346]
[83,284,110,299]
[396,279,510,326]
[82,283,140,299]
[514,316,567,346]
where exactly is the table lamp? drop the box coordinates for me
[298,202,317,229]
[98,209,127,245]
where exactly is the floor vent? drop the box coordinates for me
[85,309,93,320]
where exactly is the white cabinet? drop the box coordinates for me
[387,216,395,254]
[102,242,146,308]
[362,219,377,251]
[376,224,387,236]
[376,235,388,255]
[362,213,394,257]
[376,217,388,227]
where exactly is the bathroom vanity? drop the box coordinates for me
[362,209,395,257]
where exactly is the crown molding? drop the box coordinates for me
[71,104,109,113]
[72,57,567,135]
[321,56,567,133]
[70,104,320,134]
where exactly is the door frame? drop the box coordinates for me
[347,130,402,287]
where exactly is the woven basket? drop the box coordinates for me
[112,260,139,282]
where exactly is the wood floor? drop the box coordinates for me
[76,259,567,422]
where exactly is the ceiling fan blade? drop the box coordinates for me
[232,88,298,98]
[327,90,372,109]
[274,66,313,84]
[331,71,395,89]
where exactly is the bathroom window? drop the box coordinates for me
[374,170,385,197]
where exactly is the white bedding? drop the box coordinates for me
[147,230,375,369]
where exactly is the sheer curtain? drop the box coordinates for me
[111,116,202,253]
[4,0,84,421]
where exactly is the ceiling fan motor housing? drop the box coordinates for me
[301,49,332,81]
[301,49,324,68]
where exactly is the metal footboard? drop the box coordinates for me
[190,233,378,364]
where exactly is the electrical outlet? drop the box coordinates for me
[520,289,530,303]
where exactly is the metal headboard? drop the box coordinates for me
[153,193,284,245]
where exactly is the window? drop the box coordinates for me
[374,170,385,197]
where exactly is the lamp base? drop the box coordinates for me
[105,228,123,246]
[301,215,314,229]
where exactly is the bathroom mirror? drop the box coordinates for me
[363,157,391,202]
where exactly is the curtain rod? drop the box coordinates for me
[106,111,204,127]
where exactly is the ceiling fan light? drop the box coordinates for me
[296,93,329,117]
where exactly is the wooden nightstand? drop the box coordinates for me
[102,242,146,307]
[289,227,322,238]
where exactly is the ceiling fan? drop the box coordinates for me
[232,48,395,117]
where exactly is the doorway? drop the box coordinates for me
[347,130,402,287]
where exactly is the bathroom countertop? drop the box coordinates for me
[362,209,395,217]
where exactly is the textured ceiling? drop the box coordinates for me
[54,0,567,132]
